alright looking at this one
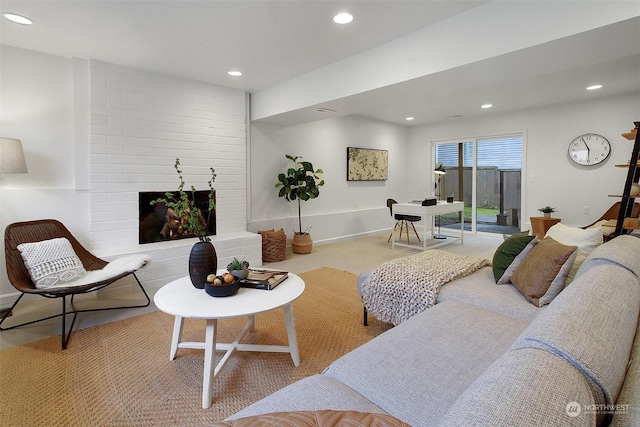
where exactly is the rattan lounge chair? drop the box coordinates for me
[1,219,150,349]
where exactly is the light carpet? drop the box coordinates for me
[0,267,391,426]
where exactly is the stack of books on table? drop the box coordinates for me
[239,269,289,290]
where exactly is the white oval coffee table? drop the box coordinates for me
[154,271,305,409]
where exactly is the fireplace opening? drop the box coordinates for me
[139,191,216,244]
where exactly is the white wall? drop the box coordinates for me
[86,61,261,294]
[0,46,91,304]
[407,92,640,228]
[247,94,640,242]
[0,46,259,307]
[88,60,248,252]
[249,115,408,242]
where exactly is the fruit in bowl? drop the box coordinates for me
[206,274,224,286]
[205,272,239,297]
[206,274,221,285]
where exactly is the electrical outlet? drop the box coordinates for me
[530,174,536,183]
[583,206,590,215]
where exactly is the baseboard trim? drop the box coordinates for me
[313,228,391,246]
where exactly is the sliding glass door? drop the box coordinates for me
[434,135,522,235]
[434,142,471,231]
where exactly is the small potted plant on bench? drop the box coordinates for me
[538,206,556,218]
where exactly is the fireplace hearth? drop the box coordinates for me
[138,191,216,244]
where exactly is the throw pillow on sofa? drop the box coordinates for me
[587,219,614,236]
[545,222,602,284]
[492,233,538,283]
[511,237,578,307]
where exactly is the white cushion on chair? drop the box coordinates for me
[17,237,87,288]
[49,254,150,289]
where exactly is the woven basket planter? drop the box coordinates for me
[259,229,286,262]
[291,232,313,254]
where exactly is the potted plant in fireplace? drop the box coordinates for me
[151,158,217,289]
[275,155,325,254]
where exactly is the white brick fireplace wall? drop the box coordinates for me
[89,61,260,292]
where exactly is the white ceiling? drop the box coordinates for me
[0,1,487,91]
[277,16,640,126]
[1,1,639,127]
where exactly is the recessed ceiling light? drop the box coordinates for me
[405,117,414,121]
[481,104,493,109]
[586,84,602,91]
[227,70,242,77]
[3,13,32,25]
[333,12,353,24]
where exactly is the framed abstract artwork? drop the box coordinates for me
[347,147,388,181]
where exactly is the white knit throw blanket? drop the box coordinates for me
[361,250,491,325]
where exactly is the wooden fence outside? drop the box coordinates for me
[439,167,521,225]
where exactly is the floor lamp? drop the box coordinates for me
[0,138,28,234]
[433,166,446,239]
[0,138,28,175]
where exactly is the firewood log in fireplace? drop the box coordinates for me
[160,208,181,239]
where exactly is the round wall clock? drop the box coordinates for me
[568,133,611,166]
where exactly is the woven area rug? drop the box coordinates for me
[0,267,391,426]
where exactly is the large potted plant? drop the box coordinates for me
[152,158,217,288]
[275,155,324,254]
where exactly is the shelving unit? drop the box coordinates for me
[607,121,640,237]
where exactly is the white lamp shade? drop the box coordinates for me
[0,137,28,174]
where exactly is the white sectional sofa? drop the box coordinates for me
[216,235,640,427]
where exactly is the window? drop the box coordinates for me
[434,135,522,235]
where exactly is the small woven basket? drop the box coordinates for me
[259,229,286,262]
